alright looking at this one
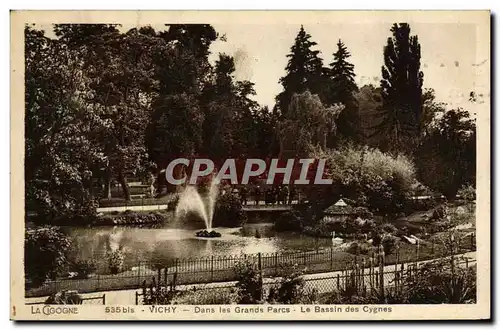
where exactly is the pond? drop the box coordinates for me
[61,214,334,273]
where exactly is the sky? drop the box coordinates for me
[37,17,489,115]
[207,22,489,114]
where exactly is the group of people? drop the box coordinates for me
[236,184,299,206]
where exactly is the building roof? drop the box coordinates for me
[324,199,353,215]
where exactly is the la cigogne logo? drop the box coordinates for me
[160,158,332,186]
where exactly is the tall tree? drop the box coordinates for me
[55,24,158,200]
[416,108,476,200]
[378,23,424,154]
[326,39,359,145]
[25,26,108,220]
[278,91,344,158]
[275,25,324,117]
[354,84,384,146]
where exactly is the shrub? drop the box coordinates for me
[25,226,71,287]
[346,242,372,255]
[174,288,238,305]
[234,257,263,304]
[267,265,306,304]
[431,204,448,221]
[458,184,475,202]
[381,222,398,235]
[381,234,397,255]
[70,259,97,279]
[312,147,418,214]
[141,275,179,305]
[212,193,247,227]
[402,259,476,304]
[321,218,346,234]
[93,212,164,226]
[353,206,374,219]
[274,211,303,232]
[108,249,124,274]
[45,290,83,304]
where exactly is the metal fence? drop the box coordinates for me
[135,252,475,305]
[26,232,476,298]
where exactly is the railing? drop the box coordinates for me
[26,232,476,299]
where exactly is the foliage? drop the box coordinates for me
[25,26,105,220]
[45,290,83,304]
[458,184,476,202]
[234,257,263,304]
[346,241,373,255]
[380,223,398,235]
[95,211,164,226]
[278,91,344,158]
[267,265,306,304]
[416,108,476,200]
[274,210,304,232]
[381,233,398,255]
[108,249,125,274]
[354,84,384,146]
[275,25,325,117]
[69,259,97,279]
[212,193,247,227]
[378,23,424,154]
[402,259,476,304]
[313,146,418,214]
[173,288,238,305]
[141,274,180,305]
[25,226,71,287]
[325,39,360,144]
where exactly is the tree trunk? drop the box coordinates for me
[118,171,131,201]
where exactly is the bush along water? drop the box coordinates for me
[25,226,71,288]
[212,193,247,228]
[93,211,165,226]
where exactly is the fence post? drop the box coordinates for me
[416,240,420,268]
[258,253,262,274]
[135,291,138,305]
[97,274,100,291]
[336,273,340,291]
[361,258,366,296]
[157,269,161,290]
[175,258,179,275]
[330,247,333,270]
[378,246,385,300]
[210,255,214,282]
[137,261,141,286]
[274,253,278,276]
[258,253,263,301]
[164,267,168,288]
[303,251,306,266]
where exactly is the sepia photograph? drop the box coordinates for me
[10,10,490,320]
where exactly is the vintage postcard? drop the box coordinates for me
[10,10,490,321]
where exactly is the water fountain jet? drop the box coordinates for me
[174,179,221,238]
